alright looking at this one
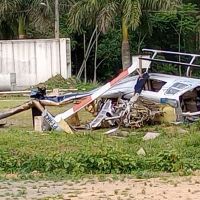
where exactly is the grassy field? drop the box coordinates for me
[0,98,200,180]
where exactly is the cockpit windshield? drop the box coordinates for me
[165,82,189,95]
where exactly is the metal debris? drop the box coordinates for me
[87,97,162,129]
[87,100,113,129]
[104,127,119,135]
[143,132,160,141]
[137,148,146,156]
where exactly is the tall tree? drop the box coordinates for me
[0,0,52,39]
[150,3,200,52]
[68,0,181,69]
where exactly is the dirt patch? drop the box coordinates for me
[0,176,200,199]
[36,75,78,90]
[35,74,99,92]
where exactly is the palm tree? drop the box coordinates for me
[68,0,181,69]
[0,0,52,39]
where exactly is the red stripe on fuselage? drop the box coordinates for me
[73,69,129,112]
[110,70,129,86]
[73,96,93,112]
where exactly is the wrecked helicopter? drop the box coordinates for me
[0,49,200,131]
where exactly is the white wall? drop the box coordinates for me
[0,38,71,90]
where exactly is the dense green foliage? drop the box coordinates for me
[0,125,200,178]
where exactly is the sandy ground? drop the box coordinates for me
[0,176,200,200]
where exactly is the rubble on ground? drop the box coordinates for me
[143,132,160,141]
[137,148,146,156]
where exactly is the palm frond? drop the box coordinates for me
[97,1,118,33]
[122,0,141,29]
[0,0,17,15]
[68,0,101,33]
[140,0,181,11]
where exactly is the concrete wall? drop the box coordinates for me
[0,38,71,90]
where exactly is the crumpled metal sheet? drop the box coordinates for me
[87,97,162,129]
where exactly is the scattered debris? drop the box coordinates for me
[171,122,183,125]
[104,128,129,137]
[58,119,74,134]
[104,127,119,135]
[143,132,160,141]
[88,100,113,129]
[177,128,188,134]
[137,148,146,156]
[118,130,129,137]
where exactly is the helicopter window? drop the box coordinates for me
[165,88,179,95]
[144,79,166,92]
[165,82,190,95]
[171,82,188,90]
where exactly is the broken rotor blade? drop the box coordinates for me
[0,100,44,120]
[54,63,141,124]
[42,110,61,131]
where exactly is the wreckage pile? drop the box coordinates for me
[86,97,162,129]
[0,75,166,132]
[128,98,162,127]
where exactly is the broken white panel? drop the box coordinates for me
[132,55,151,69]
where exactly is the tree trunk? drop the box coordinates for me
[178,32,181,76]
[178,17,183,76]
[83,33,87,83]
[55,0,60,39]
[77,26,98,79]
[93,29,98,83]
[121,18,131,69]
[137,32,147,54]
[198,31,200,52]
[18,16,26,39]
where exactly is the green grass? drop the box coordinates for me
[0,98,200,180]
[0,125,200,179]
